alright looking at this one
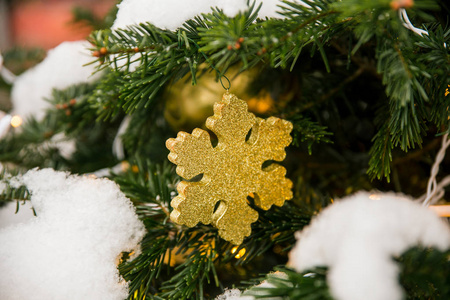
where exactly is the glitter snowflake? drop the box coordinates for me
[166,92,293,244]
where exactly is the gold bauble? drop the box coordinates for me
[164,66,274,131]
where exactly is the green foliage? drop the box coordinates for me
[159,230,220,300]
[416,26,450,128]
[0,169,30,207]
[368,123,394,181]
[243,267,332,299]
[398,247,450,299]
[88,70,126,121]
[0,82,121,173]
[235,201,313,264]
[0,116,70,170]
[290,115,333,154]
[88,21,204,116]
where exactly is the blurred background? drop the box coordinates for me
[0,0,117,110]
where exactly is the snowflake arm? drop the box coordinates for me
[212,197,259,245]
[254,164,293,210]
[250,117,293,162]
[166,128,213,180]
[171,181,216,227]
[206,93,256,144]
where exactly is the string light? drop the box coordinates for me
[369,194,381,201]
[399,8,447,48]
[112,115,131,160]
[429,205,450,217]
[421,133,450,207]
[10,115,23,128]
[231,246,246,259]
[398,8,428,37]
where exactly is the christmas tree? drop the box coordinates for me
[0,0,449,299]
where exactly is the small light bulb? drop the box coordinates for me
[231,246,246,259]
[369,194,381,200]
[10,115,22,128]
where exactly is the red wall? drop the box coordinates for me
[10,0,115,49]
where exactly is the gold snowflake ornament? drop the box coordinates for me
[166,92,293,244]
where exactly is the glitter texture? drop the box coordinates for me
[166,92,293,244]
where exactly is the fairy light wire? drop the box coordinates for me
[420,134,450,206]
[112,115,131,160]
[398,8,429,37]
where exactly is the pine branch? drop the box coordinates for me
[111,159,176,220]
[119,229,172,300]
[367,23,449,179]
[0,82,120,172]
[0,169,30,205]
[113,160,178,299]
[228,201,312,265]
[86,0,352,117]
[88,21,206,114]
[117,105,174,162]
[160,230,220,300]
[348,1,444,180]
[242,267,332,299]
[289,115,333,154]
[0,116,69,169]
[398,247,450,299]
[376,32,428,152]
[368,123,394,181]
[88,70,126,121]
[415,25,450,128]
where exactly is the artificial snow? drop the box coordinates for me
[112,0,285,31]
[288,192,450,300]
[11,41,101,120]
[216,289,243,300]
[0,169,146,300]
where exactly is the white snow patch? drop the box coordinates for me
[216,288,243,300]
[11,41,101,121]
[0,168,146,300]
[288,191,450,300]
[112,0,285,31]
